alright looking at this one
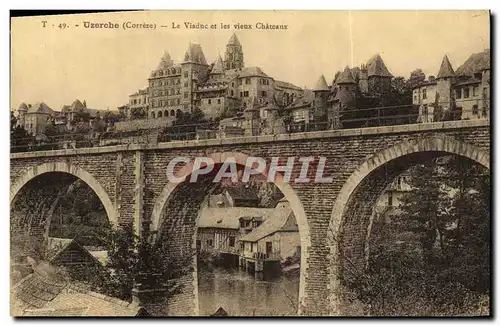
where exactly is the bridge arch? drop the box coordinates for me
[10,162,117,227]
[327,136,490,314]
[150,151,311,316]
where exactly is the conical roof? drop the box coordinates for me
[228,33,241,46]
[313,74,329,91]
[437,55,455,79]
[183,43,208,65]
[157,51,173,69]
[211,55,224,74]
[18,102,28,111]
[366,54,393,77]
[336,66,356,84]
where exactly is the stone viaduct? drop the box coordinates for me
[10,119,490,316]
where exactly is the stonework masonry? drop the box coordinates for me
[10,119,490,316]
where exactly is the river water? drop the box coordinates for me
[198,265,300,316]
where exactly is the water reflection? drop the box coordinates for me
[198,265,299,316]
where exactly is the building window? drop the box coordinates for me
[184,71,188,78]
[455,89,462,99]
[164,110,168,117]
[231,82,234,87]
[184,82,189,87]
[261,91,267,97]
[151,112,156,118]
[229,236,235,247]
[245,78,251,85]
[196,240,201,250]
[217,98,221,104]
[184,92,188,99]
[158,111,163,118]
[244,91,249,97]
[464,87,470,98]
[473,104,479,115]
[266,241,272,254]
[473,86,479,97]
[388,193,393,206]
[230,90,234,97]
[208,99,211,105]
[422,89,427,99]
[176,99,180,105]
[171,109,175,116]
[207,239,213,247]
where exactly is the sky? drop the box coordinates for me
[11,10,490,111]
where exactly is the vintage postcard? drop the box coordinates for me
[10,10,491,317]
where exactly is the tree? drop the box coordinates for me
[391,76,408,95]
[10,112,32,152]
[163,108,218,141]
[130,107,146,120]
[406,68,426,89]
[357,158,491,316]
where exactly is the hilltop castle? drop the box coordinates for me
[129,33,303,122]
[284,53,395,130]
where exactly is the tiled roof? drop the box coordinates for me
[239,206,295,242]
[237,66,269,78]
[454,77,482,86]
[285,89,314,110]
[211,55,224,74]
[183,43,208,65]
[18,103,28,111]
[455,49,490,76]
[366,54,393,77]
[313,75,329,91]
[11,268,143,316]
[225,186,260,201]
[336,66,356,84]
[227,33,241,46]
[70,99,86,112]
[198,207,275,229]
[60,105,71,113]
[275,80,302,91]
[437,55,455,79]
[157,51,173,69]
[27,102,54,115]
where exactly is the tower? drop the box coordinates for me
[358,64,369,94]
[224,33,244,70]
[312,74,329,120]
[366,54,393,95]
[17,102,28,127]
[436,55,455,110]
[182,43,209,112]
[336,66,357,110]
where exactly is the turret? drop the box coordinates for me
[366,54,393,95]
[336,66,357,110]
[358,64,369,94]
[17,102,28,127]
[313,75,329,119]
[436,55,455,110]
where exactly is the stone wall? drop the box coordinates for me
[10,119,491,316]
[114,117,174,131]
